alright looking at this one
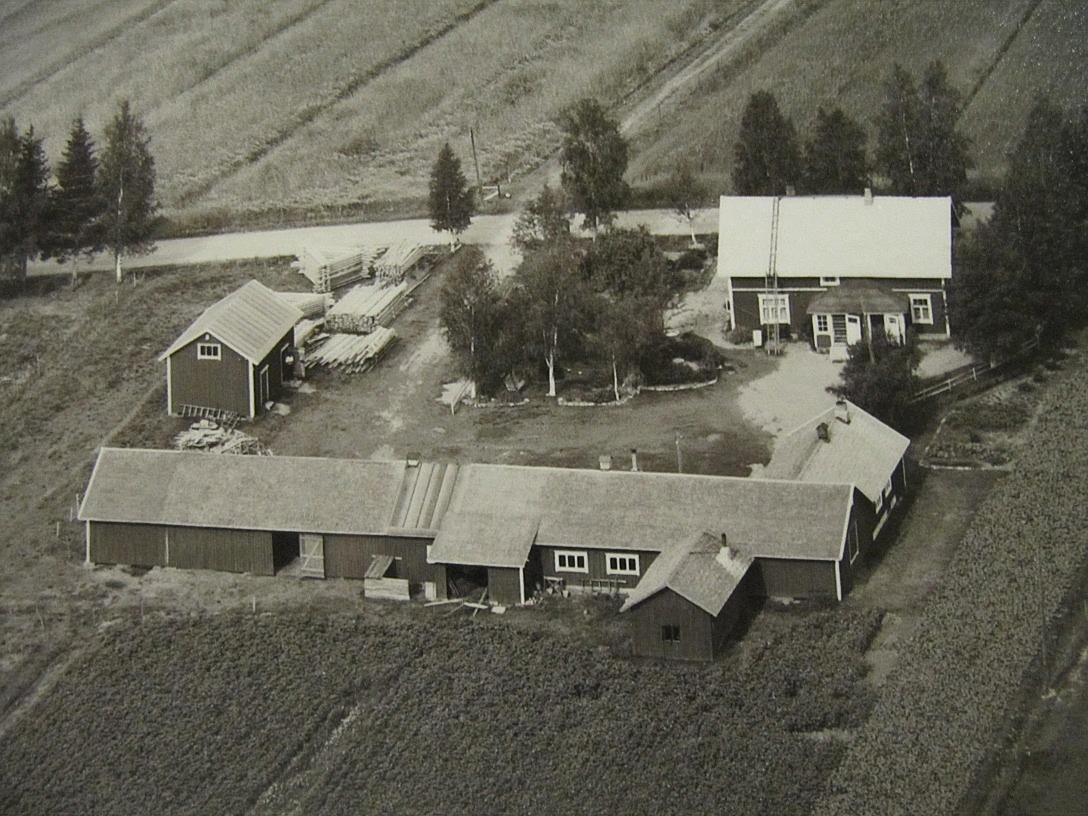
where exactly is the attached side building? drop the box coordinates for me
[717,194,952,351]
[161,280,303,418]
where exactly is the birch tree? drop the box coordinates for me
[98,100,158,283]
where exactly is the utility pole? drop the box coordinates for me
[469,126,482,192]
[675,431,683,474]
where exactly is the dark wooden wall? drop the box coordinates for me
[487,566,523,606]
[168,334,252,417]
[168,527,274,575]
[88,522,166,567]
[323,533,441,584]
[629,590,715,661]
[537,546,658,591]
[753,557,838,599]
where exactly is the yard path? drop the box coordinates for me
[737,343,840,437]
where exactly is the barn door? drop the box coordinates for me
[299,534,325,578]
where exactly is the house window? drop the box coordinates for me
[661,625,681,643]
[909,294,933,325]
[605,553,639,576]
[758,293,790,325]
[197,342,221,360]
[820,275,840,286]
[815,314,830,334]
[555,550,588,573]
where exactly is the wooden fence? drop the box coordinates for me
[910,338,1039,403]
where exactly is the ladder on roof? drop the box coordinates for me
[765,196,782,355]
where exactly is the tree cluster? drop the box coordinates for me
[949,99,1088,361]
[732,61,971,207]
[441,224,683,400]
[828,330,921,431]
[0,101,158,289]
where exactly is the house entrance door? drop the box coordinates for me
[846,315,862,345]
[884,314,905,343]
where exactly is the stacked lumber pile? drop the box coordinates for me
[325,281,410,334]
[373,241,428,280]
[174,420,268,454]
[306,326,397,373]
[273,291,331,319]
[292,245,383,293]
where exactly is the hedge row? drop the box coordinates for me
[815,345,1088,815]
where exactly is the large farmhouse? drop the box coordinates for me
[80,400,909,661]
[718,194,953,352]
[161,280,303,419]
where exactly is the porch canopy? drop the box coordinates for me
[806,285,908,317]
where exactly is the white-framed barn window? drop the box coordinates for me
[605,553,640,576]
[197,342,221,360]
[757,293,791,325]
[554,550,588,573]
[819,275,840,286]
[909,294,933,325]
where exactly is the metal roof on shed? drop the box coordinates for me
[717,195,952,281]
[79,448,405,535]
[160,280,303,364]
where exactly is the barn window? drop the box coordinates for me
[758,293,790,325]
[197,342,221,360]
[661,625,681,643]
[555,550,588,573]
[909,294,933,325]
[605,553,639,576]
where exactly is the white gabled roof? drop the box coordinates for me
[160,280,303,364]
[717,195,952,281]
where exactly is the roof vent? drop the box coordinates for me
[630,448,639,472]
[599,454,612,471]
[816,422,830,442]
[835,398,851,425]
[405,452,421,468]
[863,187,874,205]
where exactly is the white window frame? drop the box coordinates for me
[554,550,588,574]
[814,314,830,334]
[757,293,791,325]
[909,294,934,325]
[605,553,640,576]
[197,342,221,361]
[819,275,840,286]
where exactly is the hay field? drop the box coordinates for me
[2,0,1084,224]
[626,0,1088,191]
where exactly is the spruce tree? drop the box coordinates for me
[802,107,869,194]
[47,118,105,276]
[98,100,158,283]
[0,125,51,288]
[428,142,474,247]
[733,91,801,196]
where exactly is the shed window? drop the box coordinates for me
[605,553,639,576]
[820,275,840,286]
[661,625,681,643]
[197,343,221,360]
[758,293,790,325]
[909,294,933,325]
[555,550,588,573]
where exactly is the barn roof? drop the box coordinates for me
[160,280,303,364]
[621,532,754,615]
[762,400,910,506]
[806,284,909,315]
[717,195,952,281]
[79,448,405,535]
[428,511,539,568]
[441,464,854,561]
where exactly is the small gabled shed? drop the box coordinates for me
[622,534,755,661]
[161,280,303,418]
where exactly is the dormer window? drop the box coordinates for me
[819,275,840,286]
[197,343,221,360]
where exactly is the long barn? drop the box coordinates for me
[79,401,909,659]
